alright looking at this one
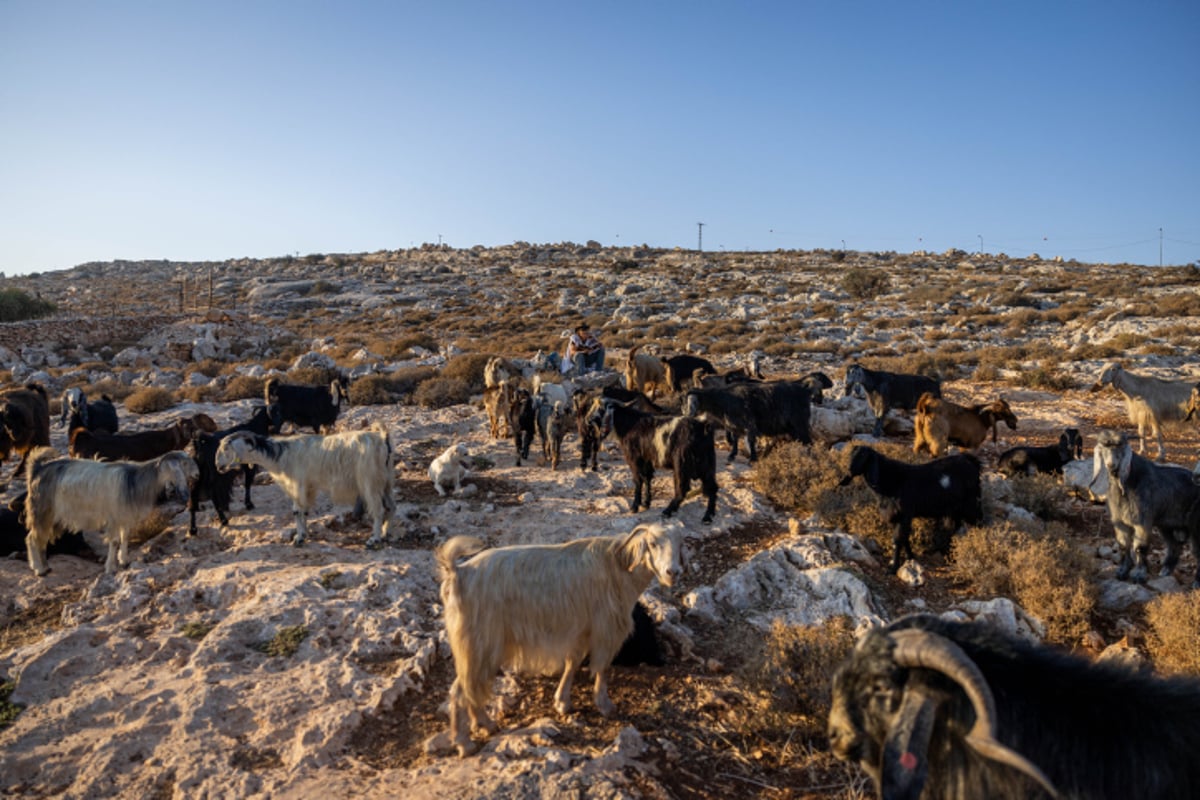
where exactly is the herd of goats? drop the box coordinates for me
[3,347,1200,797]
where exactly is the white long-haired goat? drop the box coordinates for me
[214,427,395,547]
[435,522,682,757]
[24,447,197,576]
[1091,363,1193,461]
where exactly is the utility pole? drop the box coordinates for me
[1160,227,1164,267]
[697,222,704,252]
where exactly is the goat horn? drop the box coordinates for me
[889,629,1060,799]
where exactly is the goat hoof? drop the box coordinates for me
[701,515,714,525]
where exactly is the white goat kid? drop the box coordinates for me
[1092,363,1193,461]
[429,442,471,496]
[435,522,683,757]
[25,448,197,576]
[215,427,395,548]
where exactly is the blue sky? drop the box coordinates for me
[2,1,1197,274]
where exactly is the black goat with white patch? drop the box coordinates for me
[59,387,119,435]
[574,387,665,472]
[186,406,273,536]
[839,446,981,572]
[264,376,349,434]
[587,398,718,523]
[997,428,1083,477]
[830,613,1200,800]
[683,380,812,463]
[661,354,716,392]
[845,363,942,437]
[507,387,536,466]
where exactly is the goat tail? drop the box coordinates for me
[916,392,938,417]
[436,535,486,583]
[25,446,60,483]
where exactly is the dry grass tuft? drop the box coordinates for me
[737,616,857,737]
[124,387,176,414]
[223,375,266,401]
[950,522,1096,643]
[1145,591,1200,676]
[1007,473,1073,520]
[440,353,492,393]
[413,376,472,409]
[288,366,341,386]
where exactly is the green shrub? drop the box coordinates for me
[0,289,55,322]
[253,625,308,658]
[0,678,24,729]
[841,268,890,299]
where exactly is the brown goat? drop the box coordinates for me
[70,413,217,462]
[913,393,1017,457]
[624,344,666,399]
[483,381,515,439]
[0,383,51,485]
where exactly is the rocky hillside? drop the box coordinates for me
[1,246,1198,799]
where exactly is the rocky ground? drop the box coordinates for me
[1,246,1198,799]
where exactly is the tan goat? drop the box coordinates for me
[624,344,666,398]
[913,393,1017,457]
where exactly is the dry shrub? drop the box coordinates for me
[288,366,340,386]
[177,384,220,404]
[1015,362,1075,391]
[124,387,176,414]
[413,376,472,409]
[84,377,137,402]
[750,442,843,514]
[348,373,430,405]
[189,359,225,379]
[841,268,890,300]
[1145,591,1200,676]
[223,375,266,401]
[440,353,492,393]
[950,522,1096,643]
[738,617,857,736]
[1007,473,1072,520]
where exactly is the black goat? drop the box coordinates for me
[845,363,942,437]
[507,387,535,466]
[683,379,812,463]
[830,613,1200,800]
[587,398,718,524]
[997,428,1083,477]
[534,398,570,470]
[839,446,981,572]
[59,387,119,434]
[264,376,349,434]
[0,501,89,560]
[186,406,273,536]
[661,354,716,392]
[799,371,834,404]
[574,386,665,472]
[612,602,664,667]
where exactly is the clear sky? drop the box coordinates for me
[2,1,1197,274]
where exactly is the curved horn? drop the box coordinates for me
[890,628,1060,798]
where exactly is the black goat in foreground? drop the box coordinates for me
[839,446,981,572]
[507,387,535,466]
[997,428,1083,477]
[573,386,664,472]
[830,613,1200,799]
[186,406,273,536]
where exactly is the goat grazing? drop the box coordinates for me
[0,383,50,486]
[997,428,1083,477]
[1091,363,1192,461]
[215,427,395,548]
[683,379,812,463]
[588,398,718,523]
[839,446,982,572]
[535,399,570,470]
[264,376,350,434]
[913,394,1018,457]
[1090,430,1200,586]
[59,387,119,434]
[186,406,272,536]
[845,363,942,437]
[429,442,471,496]
[24,447,197,575]
[435,522,682,757]
[70,414,217,462]
[625,344,667,398]
[507,387,536,466]
[829,612,1200,800]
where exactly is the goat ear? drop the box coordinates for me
[879,684,938,800]
[1118,444,1133,485]
[621,525,649,571]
